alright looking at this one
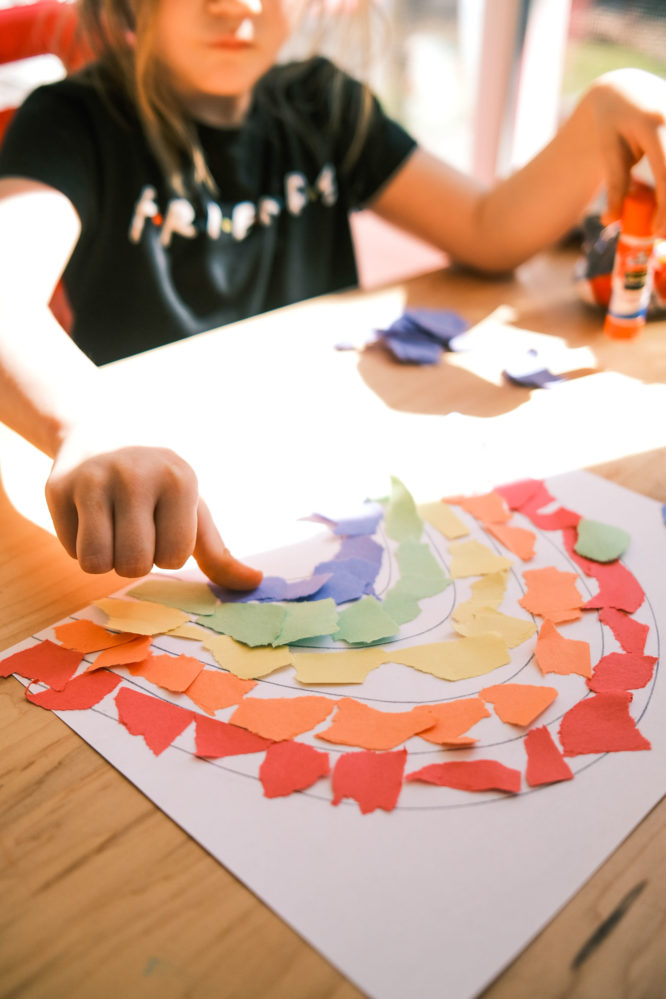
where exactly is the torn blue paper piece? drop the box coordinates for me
[210,573,332,604]
[375,308,468,365]
[303,501,384,537]
[310,557,381,604]
[337,535,384,569]
[503,349,564,389]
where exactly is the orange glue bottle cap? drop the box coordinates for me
[620,180,656,236]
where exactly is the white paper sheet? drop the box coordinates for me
[6,470,665,999]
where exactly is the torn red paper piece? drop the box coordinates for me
[521,502,581,531]
[331,749,406,814]
[128,652,203,692]
[407,759,521,794]
[0,640,82,690]
[582,562,645,614]
[88,635,153,671]
[54,619,141,653]
[480,683,558,726]
[229,695,337,741]
[559,691,651,755]
[454,491,510,525]
[486,523,536,561]
[317,699,435,751]
[418,698,490,746]
[599,607,649,654]
[185,669,256,715]
[115,686,194,755]
[587,652,657,693]
[26,669,123,710]
[194,714,272,757]
[524,726,574,786]
[495,478,544,510]
[534,620,591,677]
[259,741,330,798]
[519,567,584,623]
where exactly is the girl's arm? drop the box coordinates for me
[371,68,666,272]
[0,177,261,587]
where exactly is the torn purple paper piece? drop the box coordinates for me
[210,572,333,604]
[303,500,384,537]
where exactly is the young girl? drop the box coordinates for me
[0,0,665,587]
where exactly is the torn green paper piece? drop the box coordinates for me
[274,599,339,646]
[383,476,423,542]
[335,596,399,644]
[128,578,218,615]
[574,519,631,563]
[199,602,286,647]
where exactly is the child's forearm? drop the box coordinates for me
[0,302,100,458]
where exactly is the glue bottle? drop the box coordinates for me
[604,181,656,339]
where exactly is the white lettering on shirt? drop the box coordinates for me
[160,198,197,247]
[285,172,308,216]
[232,201,256,241]
[128,185,159,243]
[128,163,338,245]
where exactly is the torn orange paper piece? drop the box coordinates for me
[25,669,123,710]
[292,647,387,685]
[449,540,513,578]
[0,640,82,690]
[128,652,204,692]
[317,699,435,751]
[95,597,189,635]
[185,669,256,715]
[229,695,337,741]
[54,619,141,653]
[331,749,406,813]
[115,686,194,755]
[407,759,521,793]
[454,491,511,525]
[524,726,574,786]
[559,691,651,755]
[598,607,648,654]
[587,652,657,693]
[194,714,272,757]
[452,609,536,648]
[417,500,469,539]
[486,523,536,561]
[519,567,584,623]
[534,621,591,678]
[203,634,293,680]
[480,683,558,726]
[259,741,330,798]
[418,698,490,745]
[87,635,153,671]
[390,635,510,681]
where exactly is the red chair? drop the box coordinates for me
[0,1,92,330]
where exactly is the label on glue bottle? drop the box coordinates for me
[606,233,655,326]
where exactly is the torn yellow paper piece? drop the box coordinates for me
[449,540,513,578]
[127,578,218,615]
[166,622,211,641]
[94,598,189,636]
[292,647,388,684]
[452,572,509,622]
[418,501,469,540]
[452,609,536,648]
[389,635,510,681]
[203,634,293,679]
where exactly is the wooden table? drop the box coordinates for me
[1,247,665,999]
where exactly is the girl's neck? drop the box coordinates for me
[185,92,251,129]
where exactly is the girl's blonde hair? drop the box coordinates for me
[77,0,381,197]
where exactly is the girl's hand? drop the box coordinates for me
[585,68,666,232]
[45,441,262,588]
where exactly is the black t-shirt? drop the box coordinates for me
[0,58,416,364]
